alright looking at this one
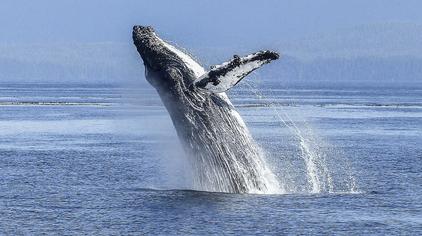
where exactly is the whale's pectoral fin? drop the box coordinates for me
[193,50,279,93]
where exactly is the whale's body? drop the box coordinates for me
[133,26,280,193]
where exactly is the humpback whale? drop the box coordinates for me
[133,26,280,193]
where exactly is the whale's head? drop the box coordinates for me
[133,25,280,97]
[132,26,165,71]
[132,25,199,91]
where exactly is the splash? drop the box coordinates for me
[242,81,358,194]
[183,101,283,194]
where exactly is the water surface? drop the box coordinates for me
[0,83,421,234]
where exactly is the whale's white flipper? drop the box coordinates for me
[193,51,279,93]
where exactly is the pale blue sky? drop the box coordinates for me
[1,0,422,45]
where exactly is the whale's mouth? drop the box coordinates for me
[132,25,165,71]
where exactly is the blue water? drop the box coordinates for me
[0,83,421,235]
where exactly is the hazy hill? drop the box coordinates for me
[0,23,421,85]
[279,23,422,60]
[0,43,142,83]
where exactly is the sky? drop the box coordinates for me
[1,0,422,45]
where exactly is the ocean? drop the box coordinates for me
[0,82,421,235]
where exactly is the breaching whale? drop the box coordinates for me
[133,26,280,193]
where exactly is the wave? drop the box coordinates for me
[235,102,422,109]
[122,187,364,196]
[322,103,422,108]
[0,101,112,106]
